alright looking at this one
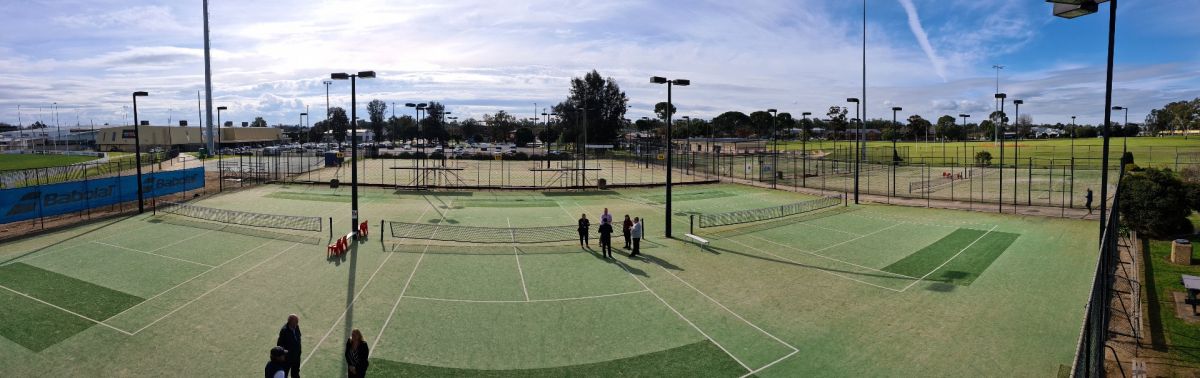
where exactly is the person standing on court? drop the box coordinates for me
[577,214,591,248]
[265,346,289,378]
[345,329,370,378]
[622,215,633,249]
[601,208,613,225]
[630,217,643,257]
[276,314,302,378]
[598,219,614,258]
[1085,188,1094,215]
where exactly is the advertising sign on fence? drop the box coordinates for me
[0,167,205,224]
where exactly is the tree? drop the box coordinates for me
[251,117,267,128]
[712,111,751,138]
[538,126,560,147]
[1146,99,1199,136]
[826,106,849,140]
[552,70,629,147]
[1119,168,1196,238]
[326,107,349,142]
[749,111,774,138]
[654,102,677,120]
[978,120,994,141]
[29,121,47,129]
[906,115,931,141]
[460,118,480,142]
[514,127,535,147]
[935,115,958,140]
[1016,114,1033,138]
[776,113,795,139]
[367,99,387,142]
[0,122,16,132]
[484,110,516,142]
[974,151,993,166]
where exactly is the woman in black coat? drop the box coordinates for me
[345,329,370,378]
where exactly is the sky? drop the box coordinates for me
[0,0,1198,129]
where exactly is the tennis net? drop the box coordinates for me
[388,221,583,244]
[697,195,842,228]
[158,201,323,232]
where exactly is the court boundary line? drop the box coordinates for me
[811,223,903,254]
[302,202,435,368]
[372,196,455,353]
[746,235,918,280]
[130,242,303,335]
[655,265,801,376]
[92,241,216,268]
[0,283,135,336]
[508,217,530,302]
[900,225,999,292]
[616,262,753,373]
[401,289,650,304]
[3,219,162,267]
[725,238,904,292]
[102,235,283,323]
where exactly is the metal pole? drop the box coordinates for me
[351,76,360,236]
[202,0,216,153]
[999,98,1005,213]
[1099,0,1117,245]
[133,94,145,214]
[665,82,673,238]
[859,0,866,203]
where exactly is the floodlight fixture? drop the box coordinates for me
[330,73,350,80]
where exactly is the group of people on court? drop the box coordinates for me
[578,208,643,259]
[265,314,370,378]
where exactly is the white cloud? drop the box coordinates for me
[897,0,946,81]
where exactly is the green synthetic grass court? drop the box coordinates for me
[0,183,1098,376]
[780,136,1200,167]
[0,153,99,170]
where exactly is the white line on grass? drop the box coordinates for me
[147,228,216,253]
[616,262,753,373]
[0,284,134,336]
[900,225,998,292]
[130,242,303,335]
[811,223,903,254]
[402,290,650,304]
[5,220,161,266]
[747,235,918,280]
[725,238,903,293]
[655,265,799,352]
[92,241,215,268]
[102,235,284,323]
[302,202,435,368]
[508,217,530,302]
[373,243,429,350]
[740,349,799,378]
[797,221,864,237]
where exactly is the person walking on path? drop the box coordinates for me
[630,217,643,258]
[345,329,370,378]
[598,219,614,259]
[1085,188,1094,215]
[622,215,633,249]
[577,214,591,248]
[276,314,302,378]
[265,346,289,378]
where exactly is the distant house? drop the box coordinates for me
[1030,127,1064,138]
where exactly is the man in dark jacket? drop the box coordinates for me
[598,220,614,259]
[276,314,302,377]
[577,214,591,248]
[266,346,288,378]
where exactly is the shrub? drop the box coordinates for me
[974,151,993,166]
[1119,168,1196,238]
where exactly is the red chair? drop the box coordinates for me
[358,221,369,237]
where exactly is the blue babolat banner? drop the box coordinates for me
[0,167,204,224]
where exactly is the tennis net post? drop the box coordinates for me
[690,214,695,235]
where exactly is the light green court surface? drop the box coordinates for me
[0,183,1097,376]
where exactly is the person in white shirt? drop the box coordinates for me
[630,217,643,257]
[601,208,613,225]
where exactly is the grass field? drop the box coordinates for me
[0,154,99,170]
[779,136,1200,168]
[0,183,1098,376]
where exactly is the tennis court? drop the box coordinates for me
[0,183,1096,376]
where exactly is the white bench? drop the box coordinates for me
[684,233,709,249]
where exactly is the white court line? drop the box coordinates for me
[402,290,650,304]
[302,202,435,368]
[146,228,216,253]
[725,238,903,293]
[796,221,864,237]
[0,284,134,336]
[616,261,753,373]
[741,349,800,378]
[655,264,798,353]
[900,225,998,292]
[102,235,283,323]
[811,223,903,254]
[508,217,530,302]
[92,241,215,268]
[373,196,458,351]
[131,242,303,335]
[5,219,161,266]
[747,235,918,280]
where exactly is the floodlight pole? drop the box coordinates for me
[847,98,861,204]
[132,92,148,213]
[996,93,1006,213]
[652,76,689,238]
[332,71,375,236]
[1013,99,1023,207]
[203,0,216,153]
[1113,106,1128,153]
[892,107,902,197]
[801,111,811,187]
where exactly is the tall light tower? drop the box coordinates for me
[651,76,690,238]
